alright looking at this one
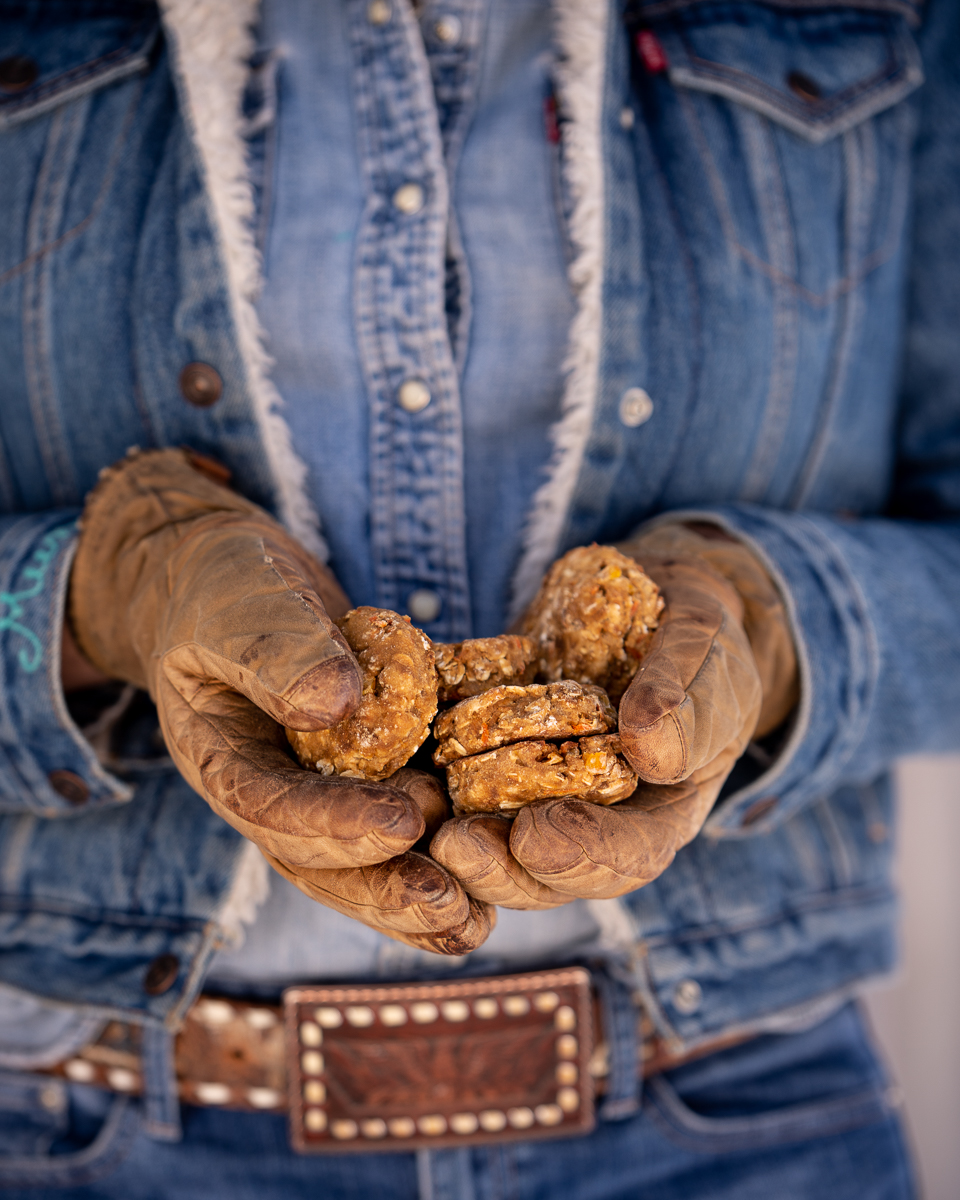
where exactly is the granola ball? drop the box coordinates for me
[287,607,438,781]
[445,734,637,814]
[433,680,617,766]
[520,545,664,703]
[433,635,536,703]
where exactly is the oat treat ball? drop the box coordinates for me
[520,544,664,703]
[433,634,536,703]
[287,607,438,781]
[433,680,616,766]
[445,734,638,814]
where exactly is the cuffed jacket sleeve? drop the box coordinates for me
[0,512,131,815]
[658,0,960,838]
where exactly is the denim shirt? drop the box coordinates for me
[1,0,959,1132]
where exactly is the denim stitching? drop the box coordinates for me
[0,79,145,290]
[737,108,800,502]
[677,80,911,307]
[0,1094,139,1188]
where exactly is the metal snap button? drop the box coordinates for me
[392,183,425,215]
[367,0,392,24]
[407,588,441,623]
[618,387,654,427]
[0,56,39,93]
[619,107,635,131]
[397,378,431,412]
[787,71,821,103]
[48,770,89,806]
[143,953,180,996]
[433,14,462,44]
[672,978,702,1014]
[179,362,223,407]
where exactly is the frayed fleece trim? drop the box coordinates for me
[509,0,610,621]
[216,838,271,947]
[157,0,327,561]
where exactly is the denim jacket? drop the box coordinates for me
[1,0,959,1158]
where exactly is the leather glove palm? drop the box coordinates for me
[70,449,491,955]
[432,524,798,905]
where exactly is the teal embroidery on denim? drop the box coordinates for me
[0,526,73,672]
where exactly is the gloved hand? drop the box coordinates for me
[69,449,492,955]
[432,523,798,905]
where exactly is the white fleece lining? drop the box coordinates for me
[215,837,271,947]
[157,0,327,561]
[509,0,610,620]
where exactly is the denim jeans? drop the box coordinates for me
[0,1004,915,1198]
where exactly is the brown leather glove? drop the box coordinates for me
[69,449,492,955]
[432,523,798,905]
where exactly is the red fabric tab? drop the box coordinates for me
[636,30,668,73]
[544,93,560,144]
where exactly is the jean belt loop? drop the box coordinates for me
[140,1023,182,1142]
[593,959,641,1121]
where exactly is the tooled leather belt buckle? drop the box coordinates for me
[283,967,596,1153]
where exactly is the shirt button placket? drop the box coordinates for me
[348,0,471,639]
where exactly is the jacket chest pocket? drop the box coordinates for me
[627,0,923,305]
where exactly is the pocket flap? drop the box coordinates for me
[0,5,160,132]
[632,2,923,143]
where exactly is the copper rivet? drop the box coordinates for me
[314,1006,343,1028]
[535,1103,563,1126]
[787,70,821,102]
[388,1117,417,1138]
[179,362,223,407]
[304,1108,327,1133]
[303,1080,326,1105]
[48,770,89,806]
[450,1112,479,1134]
[0,55,38,93]
[507,1106,535,1129]
[299,1021,322,1046]
[143,954,179,996]
[478,1109,507,1132]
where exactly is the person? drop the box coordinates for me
[0,0,956,1195]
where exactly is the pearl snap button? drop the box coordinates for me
[619,387,654,427]
[407,588,441,623]
[434,14,462,44]
[392,182,425,215]
[619,106,635,130]
[672,978,702,1014]
[367,0,391,25]
[398,378,431,412]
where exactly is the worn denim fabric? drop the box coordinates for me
[0,1004,916,1197]
[0,0,955,1183]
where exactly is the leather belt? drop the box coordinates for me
[40,968,748,1153]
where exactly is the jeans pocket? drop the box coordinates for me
[0,1077,140,1190]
